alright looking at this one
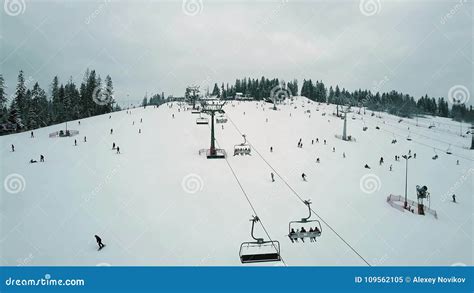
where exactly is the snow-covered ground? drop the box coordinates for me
[1,96,472,266]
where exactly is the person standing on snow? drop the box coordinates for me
[11,144,15,152]
[94,235,105,250]
[271,173,275,182]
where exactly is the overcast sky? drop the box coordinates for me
[1,0,472,106]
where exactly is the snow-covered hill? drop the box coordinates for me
[1,96,472,266]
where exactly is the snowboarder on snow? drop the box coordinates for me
[270,146,273,152]
[94,235,105,250]
[364,164,371,169]
[139,129,141,134]
[389,164,392,171]
[112,142,116,150]
[74,139,77,146]
[379,157,384,165]
[11,144,14,152]
[316,158,320,163]
[110,128,113,135]
[323,140,326,145]
[40,155,44,162]
[29,159,37,164]
[452,194,456,203]
[332,147,335,152]
[84,136,87,142]
[271,173,275,182]
[116,146,120,154]
[30,131,34,138]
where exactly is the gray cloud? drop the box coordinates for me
[1,0,472,106]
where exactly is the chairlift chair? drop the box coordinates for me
[216,115,228,124]
[446,145,452,155]
[234,134,251,156]
[239,216,281,263]
[288,200,322,243]
[432,149,438,160]
[196,113,209,125]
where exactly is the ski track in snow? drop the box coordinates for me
[0,96,472,266]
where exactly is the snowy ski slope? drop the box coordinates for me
[1,96,472,266]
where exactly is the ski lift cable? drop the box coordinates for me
[362,119,473,161]
[226,115,371,267]
[380,119,467,149]
[207,124,288,266]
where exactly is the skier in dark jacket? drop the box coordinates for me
[11,144,14,152]
[302,173,307,181]
[94,235,105,250]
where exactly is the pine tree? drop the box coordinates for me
[0,74,7,122]
[14,70,27,123]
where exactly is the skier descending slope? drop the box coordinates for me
[94,235,105,250]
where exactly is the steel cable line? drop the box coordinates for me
[204,120,288,266]
[226,110,371,266]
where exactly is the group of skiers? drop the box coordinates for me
[112,142,120,154]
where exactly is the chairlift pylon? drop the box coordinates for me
[239,216,281,263]
[288,200,322,243]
